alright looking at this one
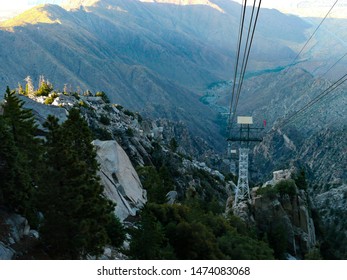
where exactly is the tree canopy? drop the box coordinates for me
[0,87,41,216]
[38,109,124,259]
[0,89,125,259]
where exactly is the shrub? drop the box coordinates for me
[128,203,274,260]
[268,222,288,259]
[99,114,111,125]
[257,180,297,199]
[294,169,308,190]
[44,96,54,105]
[106,214,126,248]
[169,138,178,152]
[78,100,88,108]
[126,128,134,137]
[92,127,113,141]
[256,185,277,198]
[72,92,80,100]
[124,110,135,118]
[96,91,110,103]
[136,113,143,123]
[115,104,123,111]
[36,82,53,97]
[44,93,58,105]
[275,179,297,197]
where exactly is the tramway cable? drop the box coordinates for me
[318,51,347,79]
[228,0,262,133]
[232,0,262,126]
[228,0,248,131]
[281,0,339,76]
[276,72,347,129]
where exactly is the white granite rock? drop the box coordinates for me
[93,140,147,221]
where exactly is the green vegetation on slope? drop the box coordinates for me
[0,88,125,259]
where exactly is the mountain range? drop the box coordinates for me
[0,0,346,260]
[0,0,345,181]
[0,0,316,149]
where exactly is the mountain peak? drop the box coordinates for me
[0,4,62,29]
[140,0,224,12]
[63,0,224,12]
[63,0,97,8]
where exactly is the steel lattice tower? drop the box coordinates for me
[228,116,263,207]
[234,148,250,206]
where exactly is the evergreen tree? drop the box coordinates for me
[294,169,308,190]
[0,117,19,207]
[95,91,110,103]
[17,83,25,95]
[24,76,34,96]
[0,88,41,215]
[128,203,274,260]
[36,81,53,96]
[39,110,123,259]
[128,209,170,259]
[2,87,37,144]
[169,137,178,152]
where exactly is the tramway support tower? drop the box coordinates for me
[227,116,263,207]
[235,147,250,205]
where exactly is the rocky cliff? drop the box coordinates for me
[0,89,231,259]
[231,171,317,259]
[93,140,147,221]
[311,184,347,259]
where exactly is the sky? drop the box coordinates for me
[0,0,63,21]
[235,0,347,18]
[0,0,64,21]
[1,0,63,11]
[1,0,347,20]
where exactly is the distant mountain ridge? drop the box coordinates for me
[63,0,225,11]
[0,0,344,152]
[0,0,314,151]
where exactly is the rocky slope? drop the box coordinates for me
[312,184,347,259]
[230,171,317,259]
[1,90,231,259]
[201,67,346,186]
[203,67,346,259]
[2,89,344,259]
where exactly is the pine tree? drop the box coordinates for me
[0,87,41,215]
[2,87,37,142]
[17,83,25,95]
[128,208,169,259]
[24,76,34,96]
[294,169,308,190]
[0,117,19,207]
[39,109,123,259]
[36,79,53,96]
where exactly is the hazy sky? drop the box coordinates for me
[1,0,63,11]
[0,0,64,20]
[1,0,346,20]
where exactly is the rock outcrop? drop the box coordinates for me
[252,188,316,258]
[0,242,14,260]
[18,95,68,129]
[93,140,147,221]
[312,184,347,258]
[0,211,36,260]
[232,171,317,259]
